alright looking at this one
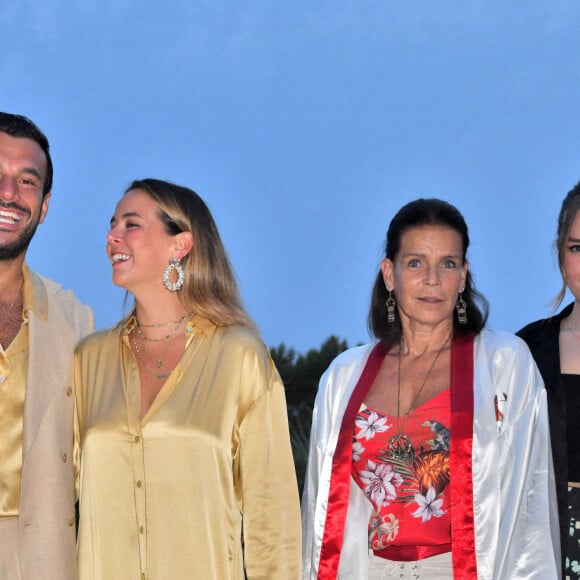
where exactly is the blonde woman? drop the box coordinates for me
[75,179,301,579]
[518,180,580,578]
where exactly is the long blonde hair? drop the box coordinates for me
[127,178,253,328]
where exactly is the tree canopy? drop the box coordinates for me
[270,335,349,494]
[270,335,349,407]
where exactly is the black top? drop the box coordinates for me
[563,374,580,482]
[517,302,573,574]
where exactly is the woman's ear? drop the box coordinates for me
[174,231,193,260]
[380,258,394,292]
[461,259,468,290]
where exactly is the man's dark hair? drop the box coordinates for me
[0,112,53,197]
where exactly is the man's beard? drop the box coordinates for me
[0,213,41,261]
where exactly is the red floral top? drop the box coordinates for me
[351,388,452,561]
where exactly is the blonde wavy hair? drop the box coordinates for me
[125,178,253,328]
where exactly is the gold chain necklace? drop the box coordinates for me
[388,333,452,460]
[135,312,190,343]
[130,332,176,380]
[137,313,191,328]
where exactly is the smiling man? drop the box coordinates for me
[0,112,94,580]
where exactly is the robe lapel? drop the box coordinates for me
[318,342,387,579]
[450,334,478,578]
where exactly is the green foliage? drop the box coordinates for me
[271,336,349,495]
[287,402,312,497]
[271,335,348,407]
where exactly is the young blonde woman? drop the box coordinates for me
[74,179,301,579]
[518,181,580,578]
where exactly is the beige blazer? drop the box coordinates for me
[17,267,94,580]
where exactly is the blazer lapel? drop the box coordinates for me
[22,279,75,458]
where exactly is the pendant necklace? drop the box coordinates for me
[388,333,452,460]
[130,333,173,380]
[130,313,191,380]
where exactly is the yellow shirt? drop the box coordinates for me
[0,268,40,516]
[75,316,301,580]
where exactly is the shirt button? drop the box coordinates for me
[139,526,144,534]
[66,387,73,396]
[134,435,140,443]
[68,517,75,527]
[136,481,142,488]
[62,453,67,463]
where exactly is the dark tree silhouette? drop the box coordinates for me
[272,335,348,407]
[271,336,349,494]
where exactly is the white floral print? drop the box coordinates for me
[370,512,400,548]
[352,405,452,552]
[359,460,403,507]
[352,440,365,462]
[355,411,390,441]
[411,485,445,522]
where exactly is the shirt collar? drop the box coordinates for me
[22,263,48,321]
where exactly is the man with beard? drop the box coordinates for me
[0,112,94,580]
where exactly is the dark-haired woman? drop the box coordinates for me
[302,198,559,579]
[518,181,580,578]
[75,179,301,579]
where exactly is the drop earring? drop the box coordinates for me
[386,290,396,324]
[456,289,467,324]
[162,258,185,292]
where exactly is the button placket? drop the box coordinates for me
[133,432,148,577]
[126,364,148,579]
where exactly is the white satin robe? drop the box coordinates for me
[301,330,560,579]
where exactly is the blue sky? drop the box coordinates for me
[2,1,580,352]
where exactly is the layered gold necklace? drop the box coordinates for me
[130,313,192,380]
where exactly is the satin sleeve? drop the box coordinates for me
[73,347,82,501]
[301,387,323,579]
[493,339,560,578]
[236,350,302,580]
